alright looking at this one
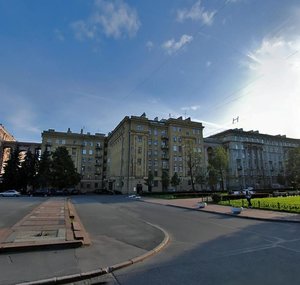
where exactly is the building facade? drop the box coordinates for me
[41,128,106,192]
[0,124,16,177]
[106,114,205,194]
[207,129,300,190]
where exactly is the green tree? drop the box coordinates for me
[19,150,39,193]
[171,172,181,190]
[184,141,203,191]
[144,171,154,192]
[286,147,300,189]
[37,149,52,189]
[2,147,22,190]
[50,147,81,189]
[161,170,169,191]
[208,146,229,191]
[195,168,207,191]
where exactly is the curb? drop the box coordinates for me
[165,203,300,224]
[16,222,170,285]
[0,240,83,254]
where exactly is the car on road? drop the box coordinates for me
[0,190,21,197]
[30,188,51,196]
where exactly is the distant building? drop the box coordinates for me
[207,129,300,190]
[41,128,106,192]
[106,114,205,194]
[0,124,16,177]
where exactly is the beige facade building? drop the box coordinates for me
[41,128,106,192]
[0,124,16,176]
[106,114,205,194]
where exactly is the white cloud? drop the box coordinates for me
[162,34,193,55]
[54,29,65,41]
[71,0,140,41]
[177,0,216,25]
[0,88,40,141]
[146,41,154,51]
[225,36,300,138]
[181,105,201,111]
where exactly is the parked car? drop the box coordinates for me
[0,190,21,197]
[31,188,51,196]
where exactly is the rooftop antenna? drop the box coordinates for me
[232,116,239,124]
[184,110,187,119]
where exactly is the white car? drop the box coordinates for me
[0,190,21,197]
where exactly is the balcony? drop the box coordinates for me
[161,135,169,140]
[161,155,169,160]
[161,145,169,150]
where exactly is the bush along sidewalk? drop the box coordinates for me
[218,197,300,214]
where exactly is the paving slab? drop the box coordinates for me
[0,198,90,253]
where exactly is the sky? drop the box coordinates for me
[1,0,300,142]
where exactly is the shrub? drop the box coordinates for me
[212,193,222,203]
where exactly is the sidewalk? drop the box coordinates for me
[0,198,89,253]
[142,197,300,223]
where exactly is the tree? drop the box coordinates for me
[195,168,207,191]
[184,141,203,191]
[2,147,22,190]
[208,146,229,191]
[144,171,154,192]
[37,150,52,189]
[50,147,81,189]
[161,170,169,191]
[286,147,300,189]
[171,172,181,190]
[19,150,39,193]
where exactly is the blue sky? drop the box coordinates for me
[1,0,300,142]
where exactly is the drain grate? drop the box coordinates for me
[6,229,66,243]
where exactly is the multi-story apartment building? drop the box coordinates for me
[106,114,204,194]
[0,124,16,177]
[207,129,300,190]
[41,128,106,192]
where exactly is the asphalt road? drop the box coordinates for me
[0,196,44,228]
[77,195,300,285]
[1,195,300,285]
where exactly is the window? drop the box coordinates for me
[137,125,143,131]
[154,129,158,136]
[137,158,142,165]
[89,150,93,155]
[138,136,143,143]
[173,136,177,142]
[82,149,87,155]
[173,145,177,152]
[72,148,76,155]
[138,147,142,154]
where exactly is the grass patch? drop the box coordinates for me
[219,196,300,213]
